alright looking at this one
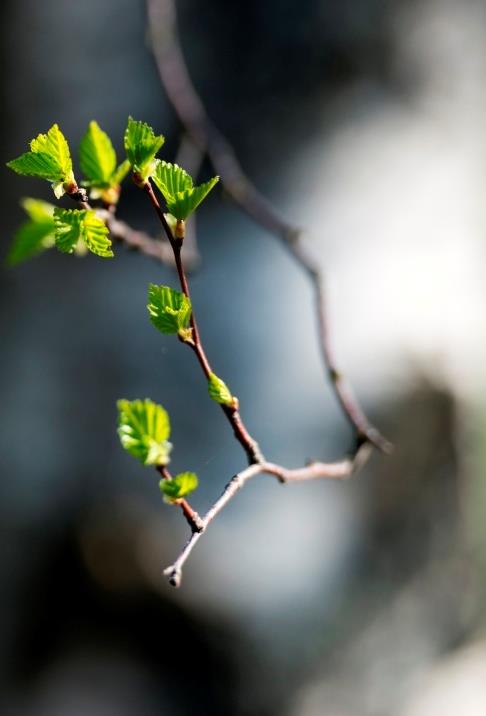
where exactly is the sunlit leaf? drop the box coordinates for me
[147,283,192,335]
[79,120,117,186]
[53,208,113,258]
[153,160,219,220]
[117,398,172,466]
[160,472,198,503]
[7,124,75,197]
[208,372,234,406]
[124,117,164,180]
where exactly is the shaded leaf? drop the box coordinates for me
[6,198,56,266]
[21,197,55,223]
[112,159,131,185]
[7,222,55,266]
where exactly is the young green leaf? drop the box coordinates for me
[21,197,56,223]
[82,212,113,257]
[7,198,57,267]
[7,124,75,198]
[160,472,198,503]
[117,398,172,467]
[208,372,234,406]
[153,161,192,197]
[124,117,165,180]
[79,120,116,186]
[7,222,54,266]
[53,208,83,254]
[153,161,219,220]
[147,284,192,335]
[53,208,113,258]
[112,159,131,185]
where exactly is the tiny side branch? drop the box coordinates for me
[164,442,372,587]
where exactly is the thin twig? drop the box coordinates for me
[107,214,199,270]
[164,442,372,587]
[146,0,391,453]
[142,180,264,465]
[68,187,199,270]
[157,466,204,532]
[174,134,203,262]
[67,187,204,527]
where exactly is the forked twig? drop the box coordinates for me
[164,443,372,587]
[140,0,391,584]
[67,2,391,586]
[146,0,391,454]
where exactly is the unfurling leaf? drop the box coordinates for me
[53,208,113,258]
[124,117,164,181]
[79,122,129,202]
[208,372,234,406]
[153,161,219,220]
[79,121,116,185]
[147,284,192,335]
[112,159,131,185]
[117,398,172,467]
[6,124,75,198]
[7,198,57,267]
[160,472,198,503]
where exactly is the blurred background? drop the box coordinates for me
[1,0,486,713]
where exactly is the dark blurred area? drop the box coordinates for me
[2,1,486,714]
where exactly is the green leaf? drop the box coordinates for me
[153,161,219,220]
[124,117,165,180]
[7,222,54,266]
[6,198,56,267]
[21,197,55,223]
[112,159,131,185]
[160,472,198,503]
[153,161,192,197]
[79,120,116,186]
[117,398,172,467]
[53,208,82,253]
[82,212,113,257]
[7,152,61,182]
[147,284,192,335]
[30,124,73,177]
[7,124,75,197]
[53,208,113,258]
[208,372,234,406]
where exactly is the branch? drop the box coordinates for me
[164,441,372,587]
[107,213,199,271]
[142,180,264,465]
[67,187,200,271]
[67,188,204,527]
[146,0,391,454]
